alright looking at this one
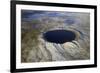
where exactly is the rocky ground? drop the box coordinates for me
[21,10,90,63]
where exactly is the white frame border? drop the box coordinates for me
[16,4,95,69]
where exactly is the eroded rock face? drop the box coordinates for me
[21,10,90,62]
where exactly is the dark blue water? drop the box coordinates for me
[43,30,76,44]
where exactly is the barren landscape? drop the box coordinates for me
[21,10,90,62]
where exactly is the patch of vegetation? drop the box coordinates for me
[32,19,41,24]
[22,28,40,42]
[21,29,41,62]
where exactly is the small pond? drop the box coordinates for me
[43,30,76,44]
